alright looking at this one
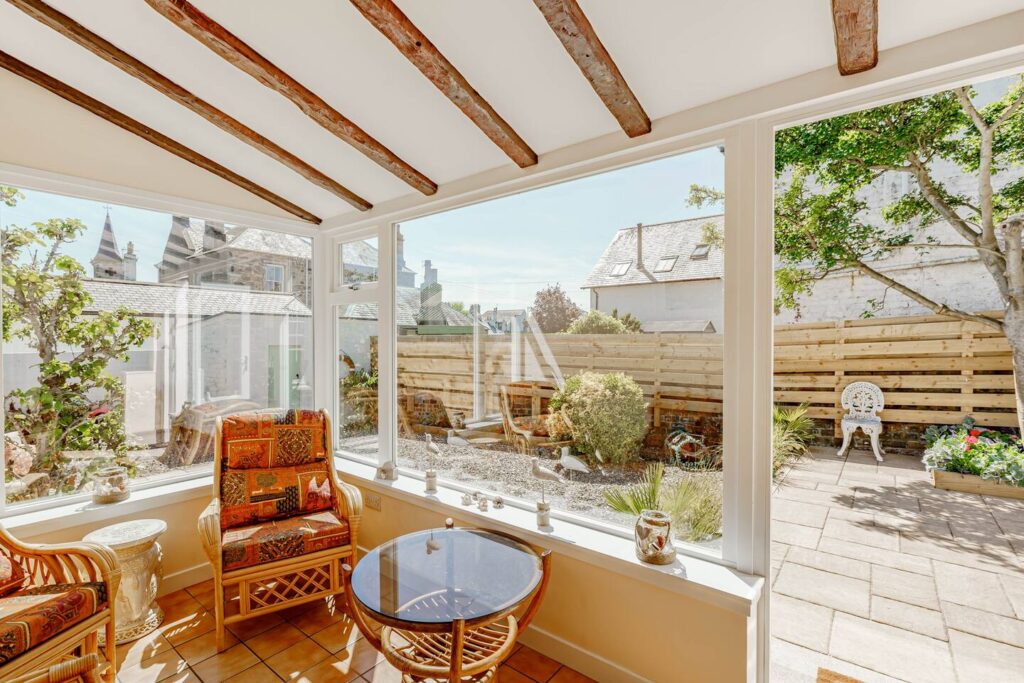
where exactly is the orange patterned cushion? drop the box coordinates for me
[220,462,335,530]
[221,511,350,571]
[0,555,25,598]
[221,409,328,470]
[0,582,107,664]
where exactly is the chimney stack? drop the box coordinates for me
[636,222,644,269]
[123,241,138,281]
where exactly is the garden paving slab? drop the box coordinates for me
[775,484,849,508]
[784,546,871,581]
[933,561,1014,616]
[771,594,833,653]
[829,613,955,683]
[774,563,870,618]
[772,520,822,549]
[948,629,1024,683]
[817,537,933,576]
[940,601,1024,647]
[870,565,940,610]
[900,532,1023,576]
[822,517,900,551]
[1000,573,1024,619]
[869,596,947,641]
[772,498,829,528]
[770,638,896,683]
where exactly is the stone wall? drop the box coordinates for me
[804,417,931,456]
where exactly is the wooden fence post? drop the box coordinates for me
[962,328,974,419]
[834,320,846,439]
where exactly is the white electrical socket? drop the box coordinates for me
[365,492,382,511]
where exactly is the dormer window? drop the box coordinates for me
[653,256,677,272]
[690,244,710,260]
[609,261,631,276]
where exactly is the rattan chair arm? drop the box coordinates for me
[0,524,121,590]
[197,498,222,567]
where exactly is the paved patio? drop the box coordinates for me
[770,446,1024,682]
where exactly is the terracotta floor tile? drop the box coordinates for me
[506,645,561,682]
[292,656,362,683]
[117,631,176,670]
[334,635,385,676]
[190,643,260,683]
[309,617,362,653]
[497,666,535,683]
[116,647,189,683]
[163,610,216,647]
[550,667,597,683]
[287,600,347,636]
[245,622,306,660]
[265,637,332,680]
[175,628,239,666]
[221,662,282,683]
[226,613,284,641]
[359,662,404,683]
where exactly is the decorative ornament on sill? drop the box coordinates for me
[375,461,397,481]
[477,496,489,512]
[92,465,130,504]
[634,509,676,565]
[461,492,473,506]
[424,434,439,494]
[531,457,563,529]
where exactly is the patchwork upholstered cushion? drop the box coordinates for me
[221,511,350,571]
[221,409,328,470]
[0,582,107,664]
[0,555,25,597]
[220,462,335,530]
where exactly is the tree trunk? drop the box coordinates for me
[1004,307,1024,436]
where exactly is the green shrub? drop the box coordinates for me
[566,310,628,334]
[604,462,663,515]
[923,418,1024,487]
[550,372,646,465]
[603,461,722,542]
[772,404,813,476]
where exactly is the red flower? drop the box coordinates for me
[969,429,981,437]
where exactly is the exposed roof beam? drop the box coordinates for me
[0,50,321,223]
[533,0,650,138]
[144,0,437,196]
[7,0,371,212]
[831,0,878,76]
[349,0,537,169]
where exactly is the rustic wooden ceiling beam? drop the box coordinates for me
[0,50,321,223]
[533,0,650,138]
[349,0,537,168]
[7,0,371,212]
[831,0,878,76]
[144,0,437,195]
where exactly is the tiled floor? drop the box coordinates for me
[115,581,593,682]
[771,447,1024,682]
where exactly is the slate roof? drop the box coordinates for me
[582,215,724,288]
[93,212,122,263]
[82,279,310,317]
[180,219,311,259]
[339,288,475,328]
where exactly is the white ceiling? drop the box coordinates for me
[1,0,1023,224]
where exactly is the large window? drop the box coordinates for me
[0,186,313,508]
[385,147,728,553]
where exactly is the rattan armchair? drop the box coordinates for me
[0,527,120,683]
[201,408,362,651]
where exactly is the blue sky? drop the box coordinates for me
[0,190,174,283]
[0,145,724,310]
[400,145,724,310]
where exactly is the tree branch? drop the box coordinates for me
[853,259,1003,331]
[955,87,987,132]
[906,153,982,245]
[994,88,1024,128]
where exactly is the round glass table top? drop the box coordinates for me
[351,528,543,625]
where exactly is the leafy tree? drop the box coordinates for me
[2,188,153,492]
[448,301,467,314]
[771,77,1024,432]
[611,308,643,333]
[530,284,583,333]
[566,309,627,334]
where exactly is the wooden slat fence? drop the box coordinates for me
[396,312,1016,429]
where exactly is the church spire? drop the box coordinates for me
[91,208,125,280]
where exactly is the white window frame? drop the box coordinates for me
[263,262,285,292]
[653,256,677,272]
[0,165,318,518]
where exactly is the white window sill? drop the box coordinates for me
[1,476,213,537]
[336,458,763,617]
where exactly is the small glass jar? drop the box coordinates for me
[92,466,130,504]
[634,509,676,565]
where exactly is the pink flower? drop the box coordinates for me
[965,435,979,447]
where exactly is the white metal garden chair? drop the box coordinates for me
[836,381,885,462]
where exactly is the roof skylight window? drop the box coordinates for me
[653,256,677,272]
[610,261,631,276]
[690,244,710,260]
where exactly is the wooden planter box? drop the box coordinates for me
[932,470,1024,500]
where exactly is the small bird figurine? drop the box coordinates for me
[558,447,590,481]
[446,429,470,447]
[531,457,564,503]
[425,434,441,457]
